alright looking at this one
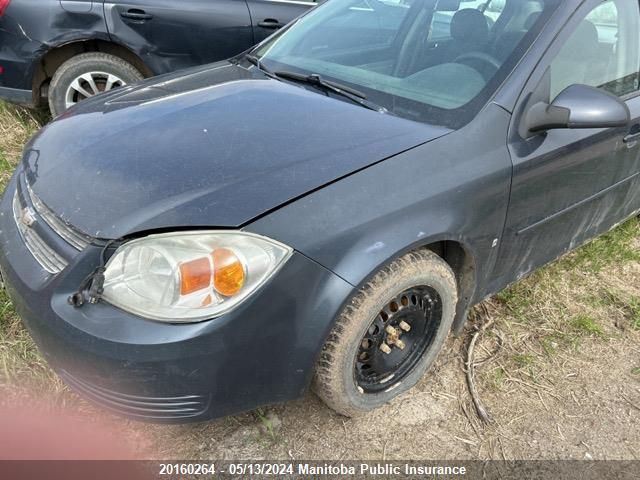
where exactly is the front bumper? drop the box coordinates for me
[0,173,354,422]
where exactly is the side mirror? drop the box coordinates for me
[523,84,630,137]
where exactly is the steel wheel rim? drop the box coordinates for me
[64,71,126,109]
[354,286,443,393]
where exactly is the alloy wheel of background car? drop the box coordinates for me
[313,249,457,417]
[49,52,144,117]
[64,71,126,110]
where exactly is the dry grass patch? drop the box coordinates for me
[466,217,640,438]
[0,102,59,396]
[0,290,66,398]
[0,101,47,188]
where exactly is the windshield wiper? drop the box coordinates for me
[274,71,388,114]
[245,54,280,80]
[244,56,387,114]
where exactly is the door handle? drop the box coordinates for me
[258,18,284,29]
[120,9,153,21]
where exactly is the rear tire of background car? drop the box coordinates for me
[313,249,458,417]
[48,52,144,117]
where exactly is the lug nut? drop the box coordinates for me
[395,339,406,350]
[385,326,397,335]
[399,321,411,332]
[380,343,392,354]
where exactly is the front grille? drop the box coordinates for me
[26,182,92,251]
[60,370,211,421]
[13,191,68,274]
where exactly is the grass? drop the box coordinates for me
[0,101,53,395]
[512,353,535,368]
[254,408,279,442]
[589,288,640,329]
[570,314,603,336]
[566,219,640,272]
[0,290,61,393]
[491,366,506,389]
[629,298,640,330]
[0,101,45,188]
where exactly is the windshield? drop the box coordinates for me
[253,0,560,128]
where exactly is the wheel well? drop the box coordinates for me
[424,240,477,335]
[32,40,153,106]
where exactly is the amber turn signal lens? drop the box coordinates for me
[179,257,211,295]
[213,248,245,297]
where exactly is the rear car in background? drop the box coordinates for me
[0,0,316,116]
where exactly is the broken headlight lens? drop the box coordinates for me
[101,231,293,323]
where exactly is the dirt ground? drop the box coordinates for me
[0,101,639,461]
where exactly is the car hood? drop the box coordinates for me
[24,62,451,239]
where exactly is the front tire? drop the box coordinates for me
[313,249,457,417]
[48,52,144,117]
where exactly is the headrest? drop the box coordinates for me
[450,8,489,43]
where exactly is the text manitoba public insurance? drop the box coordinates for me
[298,464,467,476]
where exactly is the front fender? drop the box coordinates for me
[247,103,514,332]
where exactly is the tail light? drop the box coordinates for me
[0,0,10,17]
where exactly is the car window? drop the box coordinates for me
[255,0,561,128]
[550,0,640,99]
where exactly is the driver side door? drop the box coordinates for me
[490,0,640,288]
[105,0,254,74]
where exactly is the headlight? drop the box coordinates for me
[101,231,293,323]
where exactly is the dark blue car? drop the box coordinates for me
[0,0,316,115]
[1,0,639,422]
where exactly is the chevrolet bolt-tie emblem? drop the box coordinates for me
[19,207,37,228]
